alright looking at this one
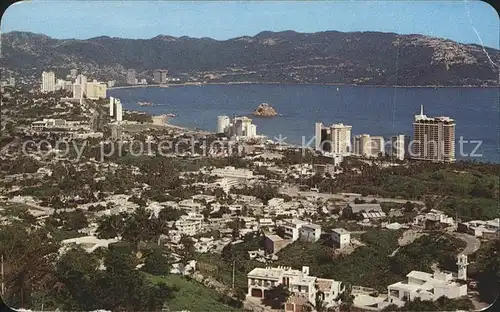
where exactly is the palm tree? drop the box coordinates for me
[338,284,354,312]
[96,214,124,239]
[149,214,170,246]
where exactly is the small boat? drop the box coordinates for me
[166,113,176,118]
[336,87,340,91]
[137,101,153,107]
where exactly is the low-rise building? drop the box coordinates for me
[457,218,499,239]
[210,166,253,180]
[259,218,275,229]
[313,164,337,177]
[247,266,345,311]
[387,270,467,307]
[178,199,203,212]
[331,228,351,249]
[175,213,204,236]
[282,219,309,241]
[265,234,291,254]
[413,209,455,226]
[349,203,387,219]
[299,223,322,243]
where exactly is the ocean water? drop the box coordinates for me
[109,84,500,163]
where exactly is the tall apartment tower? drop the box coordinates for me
[72,84,82,99]
[115,100,123,122]
[412,105,455,162]
[153,69,168,84]
[109,97,115,117]
[74,74,88,98]
[41,71,56,92]
[217,116,231,134]
[127,69,136,85]
[391,134,411,160]
[353,134,371,156]
[315,123,352,155]
[353,134,384,158]
[86,80,107,99]
[232,116,254,137]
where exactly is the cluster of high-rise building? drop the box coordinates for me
[126,68,170,85]
[217,115,257,139]
[153,69,169,84]
[314,123,352,155]
[315,105,456,163]
[41,70,107,100]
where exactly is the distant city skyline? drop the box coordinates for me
[1,0,498,49]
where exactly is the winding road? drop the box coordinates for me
[453,232,481,255]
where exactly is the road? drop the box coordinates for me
[280,184,423,205]
[295,191,424,205]
[7,199,79,217]
[453,232,481,255]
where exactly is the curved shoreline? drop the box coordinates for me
[108,81,499,90]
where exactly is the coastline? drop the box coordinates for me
[108,81,499,90]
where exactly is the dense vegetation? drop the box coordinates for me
[305,158,499,221]
[194,229,467,295]
[468,239,500,303]
[0,220,240,311]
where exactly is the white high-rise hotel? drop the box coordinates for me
[109,97,123,122]
[41,71,56,93]
[391,134,411,160]
[353,134,385,158]
[412,105,455,163]
[315,123,352,155]
[217,115,257,138]
[217,116,231,134]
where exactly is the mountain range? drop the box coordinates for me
[1,30,499,86]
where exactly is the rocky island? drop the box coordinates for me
[253,103,278,117]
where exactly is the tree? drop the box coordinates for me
[62,209,88,231]
[473,239,500,303]
[276,226,286,238]
[262,284,290,309]
[149,213,170,245]
[227,221,240,240]
[0,224,60,309]
[128,195,147,207]
[121,207,155,250]
[338,283,354,312]
[158,206,185,222]
[353,198,365,204]
[95,246,177,311]
[403,201,414,212]
[143,249,171,276]
[52,246,100,310]
[179,236,195,262]
[302,290,330,312]
[96,214,124,239]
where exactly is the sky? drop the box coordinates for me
[1,0,499,49]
